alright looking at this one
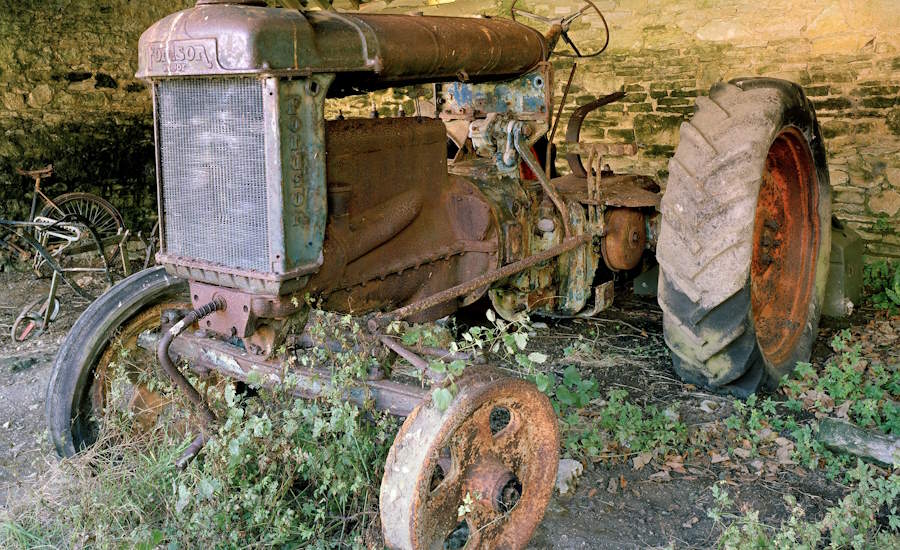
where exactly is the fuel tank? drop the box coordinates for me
[136,1,548,95]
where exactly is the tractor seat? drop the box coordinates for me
[16,164,53,178]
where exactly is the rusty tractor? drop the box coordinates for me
[46,0,831,547]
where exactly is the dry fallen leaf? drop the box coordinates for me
[665,457,687,474]
[733,448,751,459]
[757,428,775,442]
[682,516,699,529]
[607,477,618,495]
[649,470,672,482]
[632,452,653,470]
[835,400,852,419]
[711,452,730,464]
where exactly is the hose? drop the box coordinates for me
[157,297,224,467]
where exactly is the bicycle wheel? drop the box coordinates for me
[41,193,124,241]
[12,296,60,342]
[39,193,125,277]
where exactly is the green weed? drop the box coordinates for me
[863,260,900,312]
[708,461,899,549]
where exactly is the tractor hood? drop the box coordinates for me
[136,0,548,96]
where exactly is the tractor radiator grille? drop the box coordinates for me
[156,77,270,273]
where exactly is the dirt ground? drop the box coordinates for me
[0,269,879,547]
[527,295,852,549]
[0,270,98,510]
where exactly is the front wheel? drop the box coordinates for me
[657,78,831,396]
[46,266,188,457]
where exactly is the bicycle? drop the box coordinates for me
[1,164,125,274]
[1,164,127,342]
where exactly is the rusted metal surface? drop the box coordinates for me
[154,72,333,295]
[437,64,552,122]
[305,119,499,322]
[565,91,625,177]
[547,62,577,176]
[602,208,647,271]
[382,234,590,324]
[514,122,572,238]
[556,201,598,314]
[750,127,820,366]
[553,173,661,208]
[137,3,546,94]
[380,368,558,549]
[582,280,615,316]
[139,328,427,417]
[94,302,191,436]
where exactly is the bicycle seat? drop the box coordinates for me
[16,164,53,178]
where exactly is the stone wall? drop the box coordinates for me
[0,0,192,229]
[2,0,899,258]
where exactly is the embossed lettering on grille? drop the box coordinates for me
[156,78,269,273]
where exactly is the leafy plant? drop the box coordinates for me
[707,461,900,549]
[406,309,538,411]
[781,330,900,437]
[864,260,900,312]
[872,214,895,235]
[535,365,687,460]
[2,309,398,549]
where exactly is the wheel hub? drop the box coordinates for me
[380,369,559,549]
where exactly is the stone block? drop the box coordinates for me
[865,242,900,259]
[804,85,831,97]
[2,92,25,111]
[634,114,683,145]
[869,189,900,217]
[834,190,865,205]
[888,108,900,136]
[822,121,852,139]
[626,102,653,113]
[621,92,647,103]
[852,85,900,96]
[26,84,52,108]
[669,89,699,98]
[656,105,694,116]
[812,97,852,111]
[657,96,691,107]
[886,167,900,190]
[861,96,898,109]
[607,128,635,143]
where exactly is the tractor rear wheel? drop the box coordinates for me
[657,78,831,396]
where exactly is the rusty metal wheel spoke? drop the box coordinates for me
[92,301,195,436]
[380,369,559,549]
[418,471,467,543]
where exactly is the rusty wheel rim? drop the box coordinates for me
[381,369,559,549]
[91,302,193,435]
[750,127,820,367]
